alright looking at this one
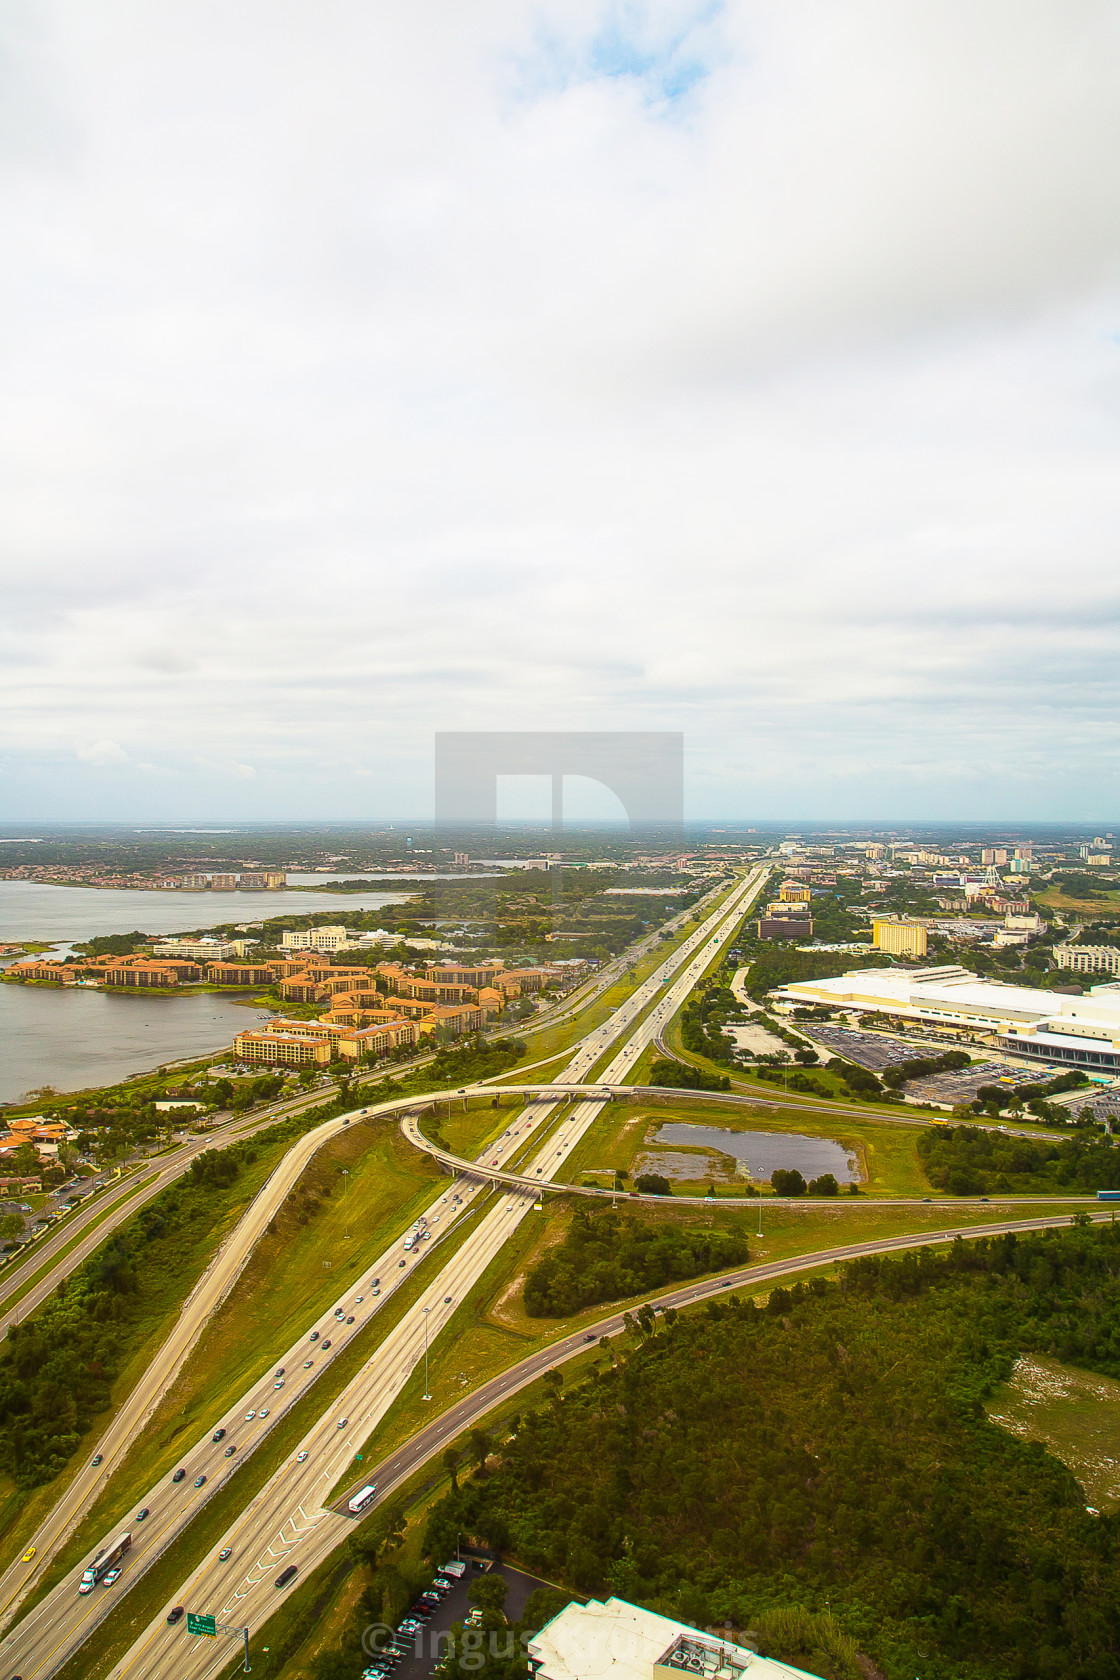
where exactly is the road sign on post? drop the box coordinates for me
[188,1612,217,1637]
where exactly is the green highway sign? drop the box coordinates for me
[187,1612,217,1637]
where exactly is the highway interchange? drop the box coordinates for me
[0,856,1097,1680]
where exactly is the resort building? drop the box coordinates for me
[1054,945,1120,977]
[280,926,352,952]
[871,918,928,959]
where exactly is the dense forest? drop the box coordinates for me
[426,1225,1120,1680]
[918,1123,1120,1194]
[523,1208,751,1316]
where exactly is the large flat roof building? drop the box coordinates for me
[528,1598,822,1680]
[776,964,1120,1073]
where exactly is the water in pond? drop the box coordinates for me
[641,1123,857,1183]
[987,1354,1120,1512]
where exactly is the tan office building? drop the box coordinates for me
[872,918,928,959]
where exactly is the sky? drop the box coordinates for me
[3,0,1120,823]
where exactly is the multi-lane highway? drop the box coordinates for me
[0,864,775,1677]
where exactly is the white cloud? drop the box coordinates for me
[2,1,1120,818]
[75,739,128,765]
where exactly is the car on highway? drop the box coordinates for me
[212,1428,226,1442]
[322,1339,332,1349]
[136,1508,149,1521]
[346,1314,355,1323]
[218,1547,233,1561]
[398,1259,406,1267]
[444,1296,452,1304]
[167,1606,184,1625]
[370,1277,379,1287]
[21,1545,36,1562]
[303,1359,313,1368]
[275,1377,285,1388]
[335,1308,345,1318]
[102,1567,121,1587]
[276,1564,298,1588]
[259,1406,270,1417]
[223,1444,236,1457]
[172,1468,186,1483]
[310,1330,320,1341]
[297,1450,309,1462]
[337,1417,349,1428]
[355,1295,363,1304]
[194,1475,207,1488]
[275,1366,285,1377]
[91,1453,103,1467]
[245,1410,257,1420]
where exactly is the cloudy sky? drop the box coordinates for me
[3,0,1120,822]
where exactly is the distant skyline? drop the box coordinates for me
[4,3,1120,821]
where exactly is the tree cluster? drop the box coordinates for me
[523,1208,749,1317]
[918,1123,1120,1195]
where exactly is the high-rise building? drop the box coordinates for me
[872,918,928,958]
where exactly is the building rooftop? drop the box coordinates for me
[528,1598,823,1680]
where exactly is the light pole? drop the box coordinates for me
[342,1169,351,1240]
[422,1305,431,1400]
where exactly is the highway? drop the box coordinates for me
[0,866,763,1654]
[115,1205,1117,1680]
[0,863,770,1678]
[3,848,1094,1680]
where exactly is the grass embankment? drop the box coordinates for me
[0,1132,310,1579]
[29,1120,445,1605]
[47,1187,503,1680]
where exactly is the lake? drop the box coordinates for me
[0,879,408,947]
[0,878,407,1103]
[640,1122,858,1184]
[0,987,278,1104]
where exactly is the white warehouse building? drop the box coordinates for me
[775,964,1120,1074]
[528,1597,822,1680]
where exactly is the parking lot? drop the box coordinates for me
[906,1062,1056,1104]
[806,1025,948,1071]
[365,1559,557,1680]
